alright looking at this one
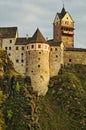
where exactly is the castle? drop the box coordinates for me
[0,7,86,95]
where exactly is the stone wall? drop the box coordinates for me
[49,45,62,77]
[13,45,26,75]
[64,49,86,65]
[26,44,50,96]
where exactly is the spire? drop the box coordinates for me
[30,28,47,43]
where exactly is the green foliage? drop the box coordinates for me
[38,65,86,130]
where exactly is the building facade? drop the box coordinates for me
[0,7,86,95]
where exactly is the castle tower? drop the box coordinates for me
[53,6,74,48]
[26,28,50,96]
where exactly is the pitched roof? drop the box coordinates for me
[65,48,86,52]
[0,27,18,38]
[15,37,31,45]
[48,39,62,46]
[57,7,66,19]
[30,28,47,43]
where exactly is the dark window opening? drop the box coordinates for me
[38,45,41,48]
[16,46,18,50]
[5,47,7,50]
[39,52,41,54]
[51,48,52,51]
[56,55,58,58]
[31,71,33,73]
[16,59,19,63]
[21,53,23,56]
[38,58,40,60]
[22,47,24,50]
[10,40,12,43]
[21,60,24,63]
[9,47,11,50]
[55,48,57,51]
[27,46,28,49]
[8,53,11,56]
[69,59,72,62]
[38,65,40,68]
[31,45,34,48]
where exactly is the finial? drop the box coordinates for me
[62,0,64,8]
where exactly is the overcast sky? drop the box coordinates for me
[0,0,86,48]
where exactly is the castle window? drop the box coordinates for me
[39,52,41,54]
[55,48,57,51]
[9,47,11,50]
[38,45,41,48]
[21,59,24,63]
[51,48,52,51]
[69,59,72,62]
[56,55,58,58]
[10,40,12,43]
[31,45,34,49]
[21,53,24,56]
[16,46,19,50]
[16,59,19,63]
[27,46,28,49]
[38,65,40,68]
[22,46,24,50]
[5,47,7,50]
[38,58,40,60]
[8,53,11,56]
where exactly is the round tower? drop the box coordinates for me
[26,29,50,96]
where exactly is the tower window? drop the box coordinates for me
[5,47,7,50]
[16,59,19,63]
[38,65,40,68]
[56,55,58,58]
[51,48,52,51]
[38,45,41,48]
[38,58,40,60]
[27,46,28,49]
[39,52,41,54]
[31,45,34,49]
[69,59,72,62]
[8,53,11,56]
[21,60,24,63]
[55,48,57,51]
[9,47,11,50]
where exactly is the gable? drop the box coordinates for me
[62,12,74,23]
[53,14,60,24]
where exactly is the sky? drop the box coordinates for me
[0,0,86,48]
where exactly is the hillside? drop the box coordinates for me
[38,65,86,130]
[0,50,86,130]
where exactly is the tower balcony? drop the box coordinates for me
[62,30,74,35]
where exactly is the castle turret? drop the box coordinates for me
[26,28,50,96]
[53,6,74,48]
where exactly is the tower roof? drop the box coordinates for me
[57,7,66,19]
[30,28,47,43]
